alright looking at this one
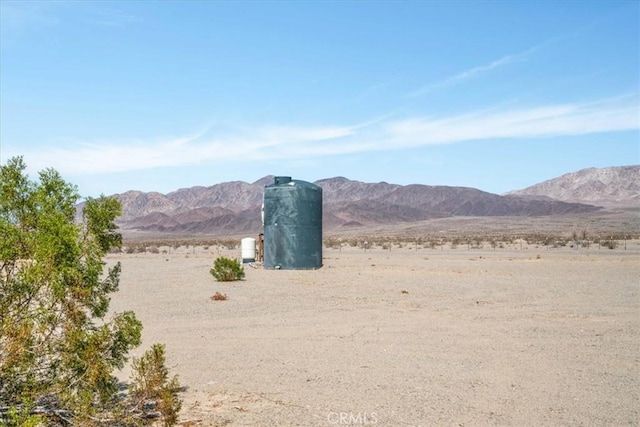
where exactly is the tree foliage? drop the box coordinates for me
[0,157,181,425]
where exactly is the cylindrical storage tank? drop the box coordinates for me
[263,176,322,270]
[241,237,256,263]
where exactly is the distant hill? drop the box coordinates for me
[109,173,604,235]
[506,165,639,208]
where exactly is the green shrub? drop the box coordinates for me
[128,344,182,426]
[210,257,245,281]
[0,157,181,426]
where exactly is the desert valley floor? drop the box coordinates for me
[109,242,639,426]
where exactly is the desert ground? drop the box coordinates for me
[109,238,639,426]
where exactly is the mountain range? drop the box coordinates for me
[506,165,639,208]
[109,165,638,235]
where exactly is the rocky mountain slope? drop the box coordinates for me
[506,165,639,208]
[109,170,613,234]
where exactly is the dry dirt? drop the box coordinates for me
[108,241,639,426]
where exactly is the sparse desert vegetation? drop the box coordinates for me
[5,0,637,423]
[106,223,639,426]
[9,190,626,426]
[0,158,182,426]
[118,230,638,257]
[117,208,639,257]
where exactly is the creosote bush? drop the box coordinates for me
[0,157,181,426]
[210,257,245,282]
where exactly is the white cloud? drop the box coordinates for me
[382,96,639,148]
[10,95,638,176]
[12,124,359,175]
[407,46,537,98]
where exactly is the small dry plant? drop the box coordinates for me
[211,292,228,301]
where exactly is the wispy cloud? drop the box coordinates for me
[13,124,359,175]
[0,2,59,45]
[10,95,638,176]
[0,2,138,48]
[382,96,639,148]
[83,6,140,27]
[407,46,538,98]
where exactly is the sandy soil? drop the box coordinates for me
[108,242,639,426]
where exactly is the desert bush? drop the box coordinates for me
[0,157,181,426]
[217,239,238,250]
[211,292,228,301]
[324,237,341,249]
[471,237,483,249]
[128,344,182,426]
[210,257,245,281]
[450,238,461,249]
[541,237,554,247]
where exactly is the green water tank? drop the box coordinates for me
[263,176,322,270]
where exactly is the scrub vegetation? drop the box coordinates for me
[210,257,245,282]
[0,157,181,426]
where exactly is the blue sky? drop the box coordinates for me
[1,1,638,197]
